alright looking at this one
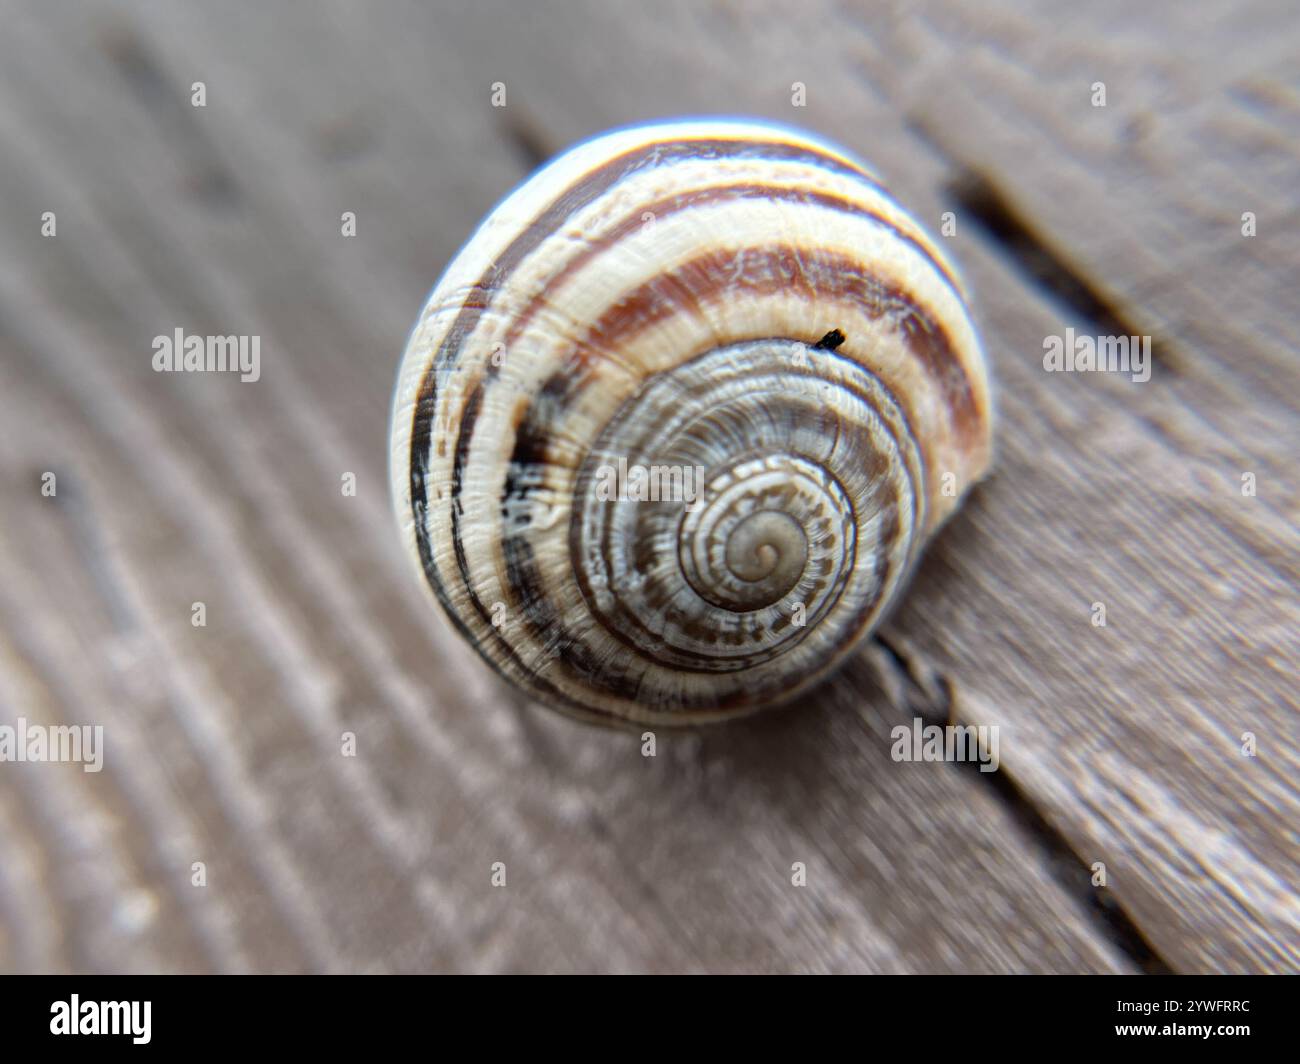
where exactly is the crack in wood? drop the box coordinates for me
[868,634,1173,974]
[945,167,1179,376]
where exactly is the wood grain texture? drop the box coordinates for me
[0,0,1293,973]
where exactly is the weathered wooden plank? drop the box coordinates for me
[352,0,1300,971]
[828,0,1300,972]
[0,0,1293,973]
[0,0,1141,973]
[435,0,1300,972]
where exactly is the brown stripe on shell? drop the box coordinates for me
[591,245,980,453]
[506,244,980,473]
[500,182,964,355]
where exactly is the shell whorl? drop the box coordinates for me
[391,119,992,725]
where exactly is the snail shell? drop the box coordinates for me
[390,119,992,725]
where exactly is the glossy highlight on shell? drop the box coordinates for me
[390,119,993,725]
